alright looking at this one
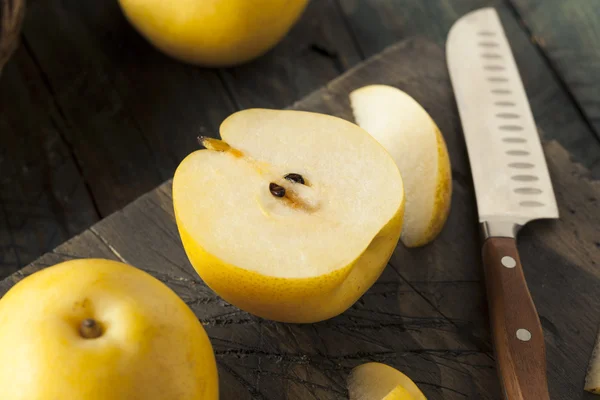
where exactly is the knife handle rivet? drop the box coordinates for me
[501,256,516,268]
[516,328,532,342]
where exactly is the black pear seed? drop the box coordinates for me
[284,173,305,185]
[269,183,286,198]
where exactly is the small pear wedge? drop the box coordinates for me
[350,85,452,247]
[348,362,427,400]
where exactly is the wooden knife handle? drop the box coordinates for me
[482,237,550,400]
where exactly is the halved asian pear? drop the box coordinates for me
[350,85,452,247]
[348,362,427,400]
[173,109,404,323]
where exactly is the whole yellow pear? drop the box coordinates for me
[0,258,219,399]
[118,0,309,66]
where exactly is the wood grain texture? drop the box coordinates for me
[2,38,600,399]
[509,0,600,143]
[0,0,24,73]
[0,44,99,277]
[338,0,600,178]
[0,228,120,295]
[17,0,233,215]
[219,0,362,109]
[482,237,549,400]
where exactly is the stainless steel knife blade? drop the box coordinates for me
[447,7,558,400]
[447,7,558,237]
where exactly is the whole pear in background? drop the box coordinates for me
[118,0,309,67]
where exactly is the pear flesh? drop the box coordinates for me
[174,109,405,322]
[350,84,452,248]
[348,362,427,400]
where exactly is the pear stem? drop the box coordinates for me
[198,136,230,151]
[79,318,103,339]
[198,136,243,158]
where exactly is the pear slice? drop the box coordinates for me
[348,362,427,400]
[382,385,415,400]
[350,85,452,247]
[173,109,405,323]
[585,330,600,394]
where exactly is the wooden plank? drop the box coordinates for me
[517,143,600,399]
[0,44,99,278]
[18,0,235,216]
[0,0,25,74]
[338,0,600,178]
[0,229,119,294]
[219,0,362,109]
[3,38,600,399]
[338,0,500,57]
[508,0,600,142]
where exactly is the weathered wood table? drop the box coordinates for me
[2,35,600,399]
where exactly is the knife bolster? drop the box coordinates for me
[481,221,521,239]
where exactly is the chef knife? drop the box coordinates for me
[446,7,558,400]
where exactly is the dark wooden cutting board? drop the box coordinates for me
[2,38,600,400]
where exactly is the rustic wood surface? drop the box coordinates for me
[2,0,600,277]
[0,0,25,73]
[510,0,600,142]
[2,38,599,400]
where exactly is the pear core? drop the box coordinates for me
[175,109,404,280]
